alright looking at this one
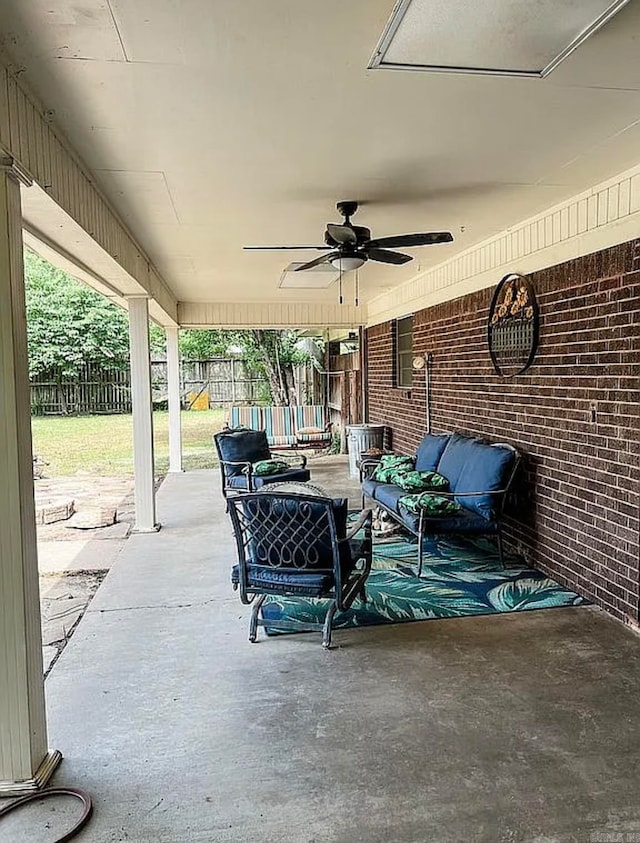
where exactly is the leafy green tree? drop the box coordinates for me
[178,328,312,405]
[24,250,131,381]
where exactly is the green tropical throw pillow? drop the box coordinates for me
[395,470,449,493]
[398,493,462,516]
[247,459,289,476]
[372,454,415,483]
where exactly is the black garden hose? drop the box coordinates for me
[0,787,93,842]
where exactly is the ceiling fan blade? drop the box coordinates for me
[243,245,330,250]
[294,252,339,271]
[366,232,454,249]
[366,248,413,265]
[326,224,357,246]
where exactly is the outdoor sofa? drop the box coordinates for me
[361,432,520,575]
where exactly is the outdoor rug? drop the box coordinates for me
[261,530,588,635]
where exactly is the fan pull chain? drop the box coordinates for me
[354,268,359,307]
[339,266,343,305]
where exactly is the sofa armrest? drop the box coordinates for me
[359,459,381,481]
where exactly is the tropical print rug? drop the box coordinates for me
[261,530,588,635]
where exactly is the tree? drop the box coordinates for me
[178,328,311,405]
[24,250,131,383]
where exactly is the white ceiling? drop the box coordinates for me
[1,0,640,307]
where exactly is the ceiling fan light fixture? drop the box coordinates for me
[331,255,365,271]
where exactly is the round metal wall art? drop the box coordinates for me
[488,273,539,377]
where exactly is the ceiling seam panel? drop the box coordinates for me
[0,59,177,323]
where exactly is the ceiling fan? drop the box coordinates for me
[243,201,453,272]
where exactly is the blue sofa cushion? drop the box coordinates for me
[227,467,311,490]
[415,434,451,472]
[372,483,406,514]
[362,477,384,499]
[435,433,481,489]
[217,429,271,477]
[453,442,516,519]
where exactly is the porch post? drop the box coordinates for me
[127,295,159,532]
[166,326,183,473]
[0,164,61,794]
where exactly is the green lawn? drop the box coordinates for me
[31,409,226,476]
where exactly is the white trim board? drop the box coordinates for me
[367,163,640,326]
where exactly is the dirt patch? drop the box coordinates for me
[41,570,108,677]
[35,475,137,677]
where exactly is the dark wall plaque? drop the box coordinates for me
[488,273,539,377]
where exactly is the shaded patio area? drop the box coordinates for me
[38,460,640,842]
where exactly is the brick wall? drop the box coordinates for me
[366,239,640,624]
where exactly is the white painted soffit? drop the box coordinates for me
[366,162,640,326]
[21,183,177,327]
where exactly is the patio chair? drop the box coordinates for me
[228,492,373,648]
[213,428,310,501]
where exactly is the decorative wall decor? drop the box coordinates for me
[487,273,539,377]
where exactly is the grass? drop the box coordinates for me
[31,409,226,477]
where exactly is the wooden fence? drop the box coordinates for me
[30,359,320,415]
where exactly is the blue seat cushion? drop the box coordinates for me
[216,429,271,477]
[371,483,406,514]
[435,433,481,489]
[453,442,515,519]
[415,433,451,472]
[231,564,333,596]
[399,507,499,537]
[362,477,383,499]
[227,467,311,489]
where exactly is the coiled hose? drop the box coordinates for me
[0,787,92,842]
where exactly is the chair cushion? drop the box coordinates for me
[216,429,271,477]
[231,564,333,596]
[250,459,290,476]
[296,431,332,443]
[435,433,480,489]
[453,442,516,519]
[415,434,451,472]
[394,470,449,493]
[267,434,297,447]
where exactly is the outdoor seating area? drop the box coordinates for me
[31,461,640,842]
[361,432,521,574]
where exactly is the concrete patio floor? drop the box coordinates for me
[13,457,640,842]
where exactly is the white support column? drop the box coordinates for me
[127,296,159,532]
[0,164,61,795]
[166,326,183,473]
